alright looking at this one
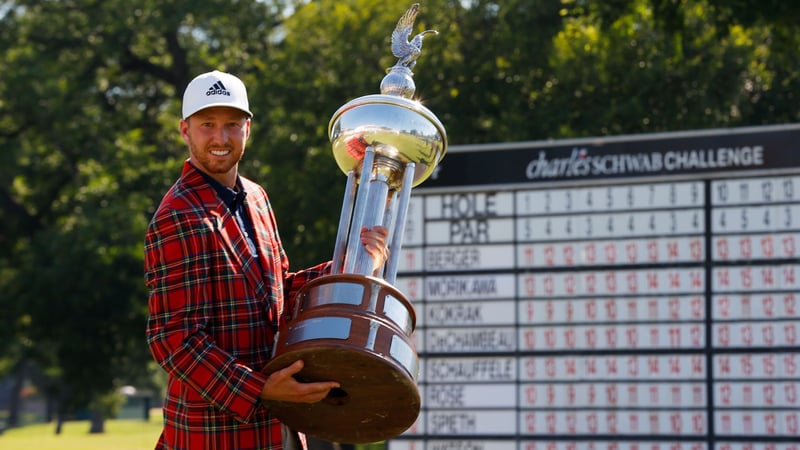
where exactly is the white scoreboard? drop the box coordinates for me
[389,124,800,450]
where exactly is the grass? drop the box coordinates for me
[0,416,163,450]
[1,415,388,450]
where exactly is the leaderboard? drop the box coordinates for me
[389,124,800,450]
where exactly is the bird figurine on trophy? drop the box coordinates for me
[262,3,447,444]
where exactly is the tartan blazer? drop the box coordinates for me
[145,161,330,450]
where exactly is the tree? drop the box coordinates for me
[0,0,285,432]
[533,0,800,137]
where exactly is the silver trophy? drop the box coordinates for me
[262,3,446,444]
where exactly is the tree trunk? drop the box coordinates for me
[54,389,68,435]
[6,359,27,428]
[88,411,105,434]
[55,410,64,435]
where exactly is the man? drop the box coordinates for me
[145,70,388,449]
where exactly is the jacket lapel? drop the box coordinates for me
[240,180,279,279]
[181,162,267,299]
[214,202,266,294]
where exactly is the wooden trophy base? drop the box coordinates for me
[262,274,420,444]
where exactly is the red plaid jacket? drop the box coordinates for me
[145,161,330,450]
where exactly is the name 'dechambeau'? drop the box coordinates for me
[526,145,764,179]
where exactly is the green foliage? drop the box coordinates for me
[1,0,798,428]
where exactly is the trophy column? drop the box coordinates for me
[262,4,447,444]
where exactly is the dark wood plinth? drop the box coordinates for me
[262,274,420,444]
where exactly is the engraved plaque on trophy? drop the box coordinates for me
[262,3,446,444]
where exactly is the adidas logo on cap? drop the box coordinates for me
[206,81,231,97]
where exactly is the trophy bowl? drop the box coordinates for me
[329,93,447,186]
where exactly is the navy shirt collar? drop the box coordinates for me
[192,163,247,211]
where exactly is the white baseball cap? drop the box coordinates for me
[181,70,253,119]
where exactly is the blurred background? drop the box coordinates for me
[0,0,798,445]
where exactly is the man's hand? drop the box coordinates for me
[260,360,340,404]
[360,225,389,273]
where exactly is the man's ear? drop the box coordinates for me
[180,119,191,144]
